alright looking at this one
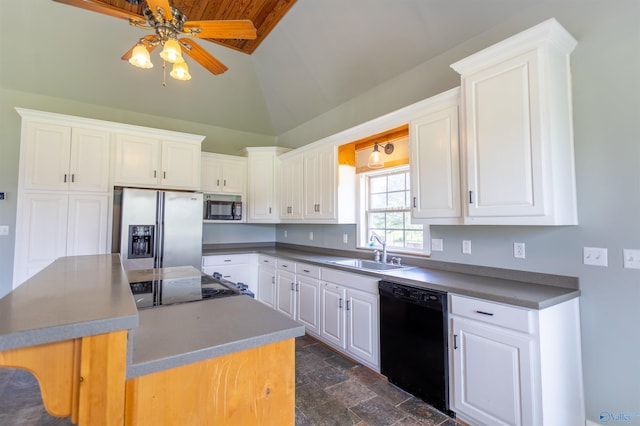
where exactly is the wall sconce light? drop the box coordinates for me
[367,142,395,168]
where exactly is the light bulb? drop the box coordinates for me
[160,39,183,64]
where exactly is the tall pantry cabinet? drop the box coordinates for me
[13,109,111,285]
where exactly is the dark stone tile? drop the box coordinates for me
[296,381,334,413]
[393,416,426,425]
[324,379,376,408]
[397,397,450,425]
[296,334,318,348]
[369,380,412,406]
[306,364,349,389]
[295,407,314,426]
[302,398,360,426]
[350,395,406,426]
[324,353,358,372]
[296,351,326,374]
[296,370,311,387]
[347,365,385,387]
[305,342,338,359]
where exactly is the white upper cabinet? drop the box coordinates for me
[451,18,578,225]
[410,88,462,224]
[304,145,336,219]
[22,122,111,193]
[114,134,201,190]
[279,154,304,220]
[244,147,290,223]
[201,152,246,195]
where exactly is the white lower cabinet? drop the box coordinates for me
[275,260,296,319]
[202,254,257,295]
[296,264,321,336]
[256,256,277,308]
[320,268,380,371]
[449,294,584,426]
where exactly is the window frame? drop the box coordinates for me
[357,165,431,256]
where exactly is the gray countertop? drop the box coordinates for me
[203,245,580,309]
[128,296,304,378]
[0,254,138,351]
[0,254,304,380]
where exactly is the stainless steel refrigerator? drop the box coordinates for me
[117,188,203,271]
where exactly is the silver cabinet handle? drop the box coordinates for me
[163,171,166,179]
[454,334,458,349]
[71,174,75,183]
[291,282,295,291]
[224,179,227,186]
[475,310,494,316]
[413,197,417,208]
[346,300,350,311]
[64,174,67,183]
[338,298,343,309]
[154,170,157,178]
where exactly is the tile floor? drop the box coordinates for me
[0,335,460,426]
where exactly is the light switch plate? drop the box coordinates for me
[0,225,8,236]
[431,238,444,252]
[623,249,640,269]
[462,240,471,254]
[583,247,608,267]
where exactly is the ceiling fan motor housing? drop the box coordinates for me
[143,5,187,32]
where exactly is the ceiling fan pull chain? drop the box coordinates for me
[162,60,167,87]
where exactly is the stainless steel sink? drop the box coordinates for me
[328,259,412,271]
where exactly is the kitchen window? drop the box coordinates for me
[358,166,428,255]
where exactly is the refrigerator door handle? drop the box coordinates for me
[155,192,164,268]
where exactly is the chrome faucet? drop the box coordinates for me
[370,235,387,263]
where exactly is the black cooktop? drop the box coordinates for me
[130,274,240,309]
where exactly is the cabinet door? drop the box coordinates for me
[221,160,246,194]
[463,51,544,219]
[410,101,461,222]
[13,193,69,285]
[279,156,303,220]
[113,134,161,187]
[66,194,109,256]
[320,283,346,349]
[201,156,223,193]
[247,153,277,221]
[296,275,320,335]
[346,288,379,369]
[22,122,71,191]
[452,317,534,426]
[257,266,276,308]
[69,128,111,192]
[276,269,296,319]
[161,140,200,190]
[304,147,335,219]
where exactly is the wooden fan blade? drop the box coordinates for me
[179,39,228,75]
[53,0,144,23]
[183,20,257,40]
[121,35,158,61]
[146,0,172,22]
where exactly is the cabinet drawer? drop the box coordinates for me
[202,254,250,267]
[297,263,320,279]
[277,259,296,272]
[449,294,532,333]
[258,255,277,268]
[321,268,378,294]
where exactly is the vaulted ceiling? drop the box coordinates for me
[1,0,541,137]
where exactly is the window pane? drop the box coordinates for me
[387,191,406,208]
[386,212,405,229]
[406,230,424,249]
[369,212,386,229]
[370,193,387,209]
[387,230,405,247]
[388,173,406,191]
[406,212,422,229]
[369,176,387,194]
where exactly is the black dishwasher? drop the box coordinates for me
[379,281,452,416]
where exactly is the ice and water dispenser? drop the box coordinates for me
[128,225,155,259]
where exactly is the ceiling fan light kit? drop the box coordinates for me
[53,0,258,83]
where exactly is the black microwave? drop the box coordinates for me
[205,200,242,220]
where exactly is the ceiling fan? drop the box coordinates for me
[53,0,257,80]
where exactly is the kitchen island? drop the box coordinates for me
[0,254,305,425]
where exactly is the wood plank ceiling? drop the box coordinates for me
[84,0,296,53]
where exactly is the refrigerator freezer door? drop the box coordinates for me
[120,188,158,271]
[161,191,203,270]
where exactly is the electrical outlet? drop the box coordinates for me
[343,233,348,244]
[514,242,526,259]
[583,247,608,267]
[0,225,8,236]
[431,238,444,252]
[309,231,314,241]
[462,240,471,254]
[623,249,640,269]
[284,230,288,238]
